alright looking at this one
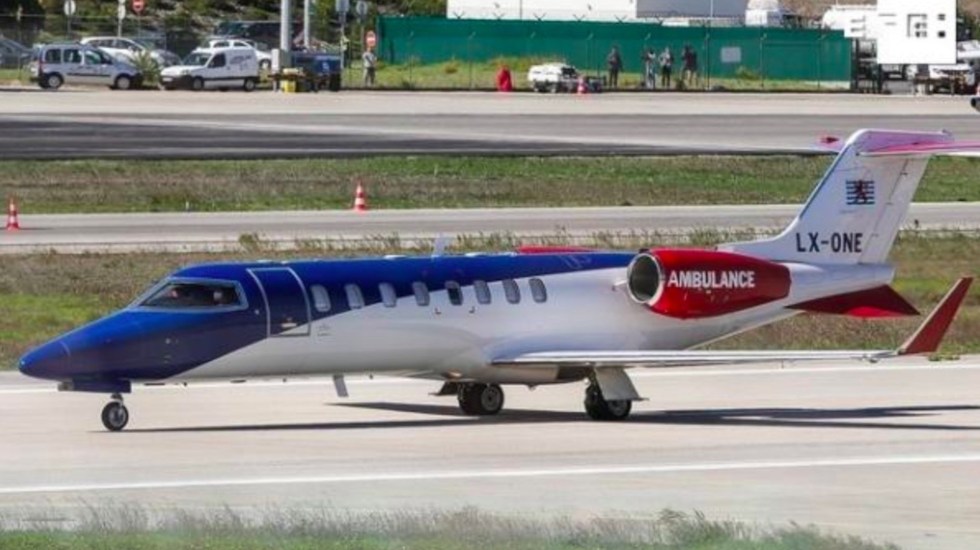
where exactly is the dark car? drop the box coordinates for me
[0,36,32,69]
[291,51,342,91]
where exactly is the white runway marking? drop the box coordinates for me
[3,455,980,495]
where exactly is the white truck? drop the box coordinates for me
[159,46,259,91]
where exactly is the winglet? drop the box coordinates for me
[899,278,973,355]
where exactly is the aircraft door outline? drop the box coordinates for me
[248,268,312,337]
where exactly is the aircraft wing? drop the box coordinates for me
[493,278,972,370]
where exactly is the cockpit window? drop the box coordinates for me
[141,281,242,309]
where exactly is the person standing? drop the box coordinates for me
[641,47,656,89]
[659,46,673,89]
[606,46,622,88]
[682,44,699,89]
[362,48,377,87]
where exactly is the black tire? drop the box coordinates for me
[584,384,632,421]
[243,78,256,92]
[101,401,129,432]
[44,73,63,90]
[113,74,132,90]
[457,383,504,416]
[191,77,204,91]
[259,59,271,71]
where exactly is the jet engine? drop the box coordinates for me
[626,249,792,319]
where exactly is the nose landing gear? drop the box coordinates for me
[101,394,130,432]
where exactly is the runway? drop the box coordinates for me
[2,357,980,549]
[2,91,979,159]
[1,203,977,254]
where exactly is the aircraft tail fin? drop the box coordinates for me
[720,129,980,265]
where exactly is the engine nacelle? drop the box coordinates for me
[626,249,791,319]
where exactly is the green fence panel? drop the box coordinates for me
[377,17,852,82]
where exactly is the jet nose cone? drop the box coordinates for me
[19,340,71,380]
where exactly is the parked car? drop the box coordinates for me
[211,20,301,51]
[0,36,32,69]
[29,43,142,90]
[908,63,975,94]
[159,46,259,91]
[527,62,581,93]
[205,37,273,70]
[81,36,180,67]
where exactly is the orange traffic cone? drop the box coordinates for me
[577,77,587,95]
[5,197,20,231]
[352,183,368,213]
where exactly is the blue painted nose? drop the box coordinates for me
[19,340,71,380]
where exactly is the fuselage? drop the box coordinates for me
[18,250,894,391]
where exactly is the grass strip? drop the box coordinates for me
[0,507,899,550]
[1,231,977,369]
[1,155,979,214]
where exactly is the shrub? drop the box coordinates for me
[735,65,762,81]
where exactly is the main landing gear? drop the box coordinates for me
[584,383,632,421]
[457,383,505,416]
[101,393,130,432]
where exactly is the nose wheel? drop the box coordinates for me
[101,394,130,432]
[457,383,505,416]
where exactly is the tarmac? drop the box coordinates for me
[1,357,980,549]
[1,203,978,254]
[2,90,980,159]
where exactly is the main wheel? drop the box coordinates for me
[584,384,632,421]
[243,78,257,92]
[113,75,132,90]
[101,401,130,431]
[457,383,504,416]
[44,73,63,90]
[191,77,205,91]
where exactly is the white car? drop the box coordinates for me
[81,36,180,67]
[206,37,273,70]
[159,47,259,91]
[527,62,580,93]
[29,42,142,90]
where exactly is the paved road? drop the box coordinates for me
[2,357,980,549]
[1,203,977,254]
[2,91,979,159]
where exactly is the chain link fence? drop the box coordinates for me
[3,12,856,91]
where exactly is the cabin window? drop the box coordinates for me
[446,281,463,306]
[344,284,364,309]
[474,280,491,304]
[503,279,521,304]
[412,281,430,306]
[379,283,397,308]
[310,285,331,313]
[142,281,242,309]
[529,278,548,303]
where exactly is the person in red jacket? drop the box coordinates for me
[496,65,513,92]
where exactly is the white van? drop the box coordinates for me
[29,43,142,90]
[159,46,259,91]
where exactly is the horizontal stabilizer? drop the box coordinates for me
[862,141,980,157]
[789,286,919,318]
